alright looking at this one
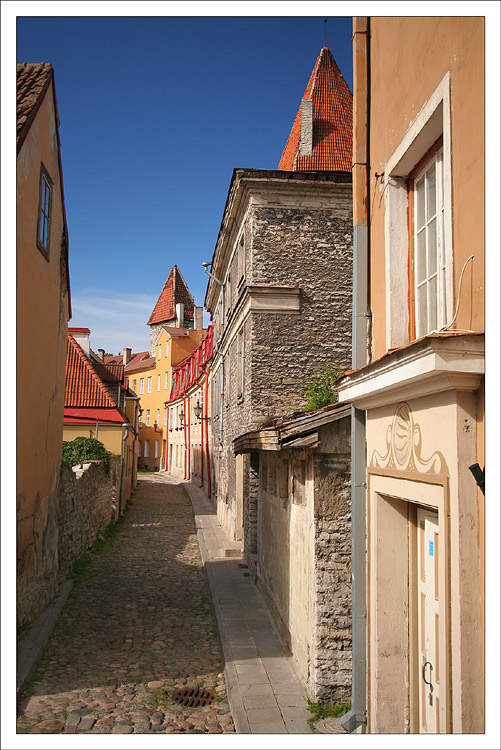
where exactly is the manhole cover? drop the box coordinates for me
[171,688,216,708]
[314,717,346,734]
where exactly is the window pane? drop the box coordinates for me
[426,164,436,218]
[416,229,427,283]
[417,283,428,338]
[416,176,425,229]
[429,275,438,331]
[427,218,437,275]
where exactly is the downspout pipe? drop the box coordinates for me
[340,16,370,735]
[126,395,140,490]
[119,422,132,517]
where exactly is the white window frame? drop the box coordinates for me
[146,409,150,427]
[139,378,144,395]
[132,379,137,393]
[384,73,452,350]
[144,440,149,457]
[412,146,446,338]
[147,376,152,394]
[154,440,159,458]
[163,407,167,426]
[165,341,169,357]
[138,412,143,428]
[158,344,162,360]
[156,408,160,426]
[165,371,169,390]
[157,374,161,391]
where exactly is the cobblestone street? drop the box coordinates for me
[17,475,235,734]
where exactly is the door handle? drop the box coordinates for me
[422,660,433,687]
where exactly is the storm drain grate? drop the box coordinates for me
[171,688,216,708]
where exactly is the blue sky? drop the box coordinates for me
[13,9,353,355]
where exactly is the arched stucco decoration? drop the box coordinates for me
[370,402,448,475]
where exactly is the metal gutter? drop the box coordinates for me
[340,16,370,734]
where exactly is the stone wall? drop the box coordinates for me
[57,456,121,580]
[254,414,351,704]
[312,416,352,703]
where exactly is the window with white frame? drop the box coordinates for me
[144,440,150,457]
[37,164,53,259]
[157,374,161,391]
[158,344,162,360]
[146,409,150,427]
[138,411,143,428]
[383,73,452,350]
[165,371,169,390]
[139,378,144,395]
[147,376,152,393]
[154,440,159,458]
[132,379,137,393]
[163,407,167,426]
[138,440,142,457]
[412,146,446,337]
[156,409,160,426]
[165,341,169,357]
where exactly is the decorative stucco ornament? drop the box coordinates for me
[371,402,448,474]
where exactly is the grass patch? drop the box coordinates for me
[308,699,351,729]
[138,470,158,475]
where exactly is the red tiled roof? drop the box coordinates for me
[93,362,124,383]
[17,63,54,152]
[64,407,125,425]
[147,265,195,326]
[278,47,352,172]
[68,327,91,333]
[65,334,117,408]
[124,353,156,374]
[161,326,190,338]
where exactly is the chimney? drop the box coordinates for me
[299,98,313,156]
[123,347,132,365]
[194,305,204,330]
[175,302,184,328]
[98,349,105,361]
[68,328,91,357]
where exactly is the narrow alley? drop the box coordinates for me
[17,475,234,734]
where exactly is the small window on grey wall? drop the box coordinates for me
[37,164,53,259]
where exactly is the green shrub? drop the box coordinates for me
[62,436,112,473]
[301,362,344,411]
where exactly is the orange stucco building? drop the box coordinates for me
[17,64,71,625]
[337,17,485,734]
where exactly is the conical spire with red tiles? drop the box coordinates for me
[278,47,352,172]
[147,265,194,326]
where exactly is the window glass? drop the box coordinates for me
[147,377,152,393]
[139,378,144,395]
[146,410,150,427]
[157,374,161,391]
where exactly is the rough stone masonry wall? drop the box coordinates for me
[312,417,352,704]
[249,196,353,431]
[57,456,121,580]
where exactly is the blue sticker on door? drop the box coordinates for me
[429,541,434,556]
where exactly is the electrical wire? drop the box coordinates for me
[439,252,476,333]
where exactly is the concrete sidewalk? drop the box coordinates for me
[183,481,312,734]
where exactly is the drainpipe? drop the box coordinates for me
[340,16,370,735]
[126,395,140,490]
[119,422,132,517]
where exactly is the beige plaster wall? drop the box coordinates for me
[366,388,483,732]
[366,17,484,359]
[257,452,314,685]
[16,81,70,624]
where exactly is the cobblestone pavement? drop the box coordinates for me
[17,475,235,734]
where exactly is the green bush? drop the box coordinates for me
[62,436,112,473]
[301,362,344,411]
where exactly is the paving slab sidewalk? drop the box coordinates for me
[183,480,312,735]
